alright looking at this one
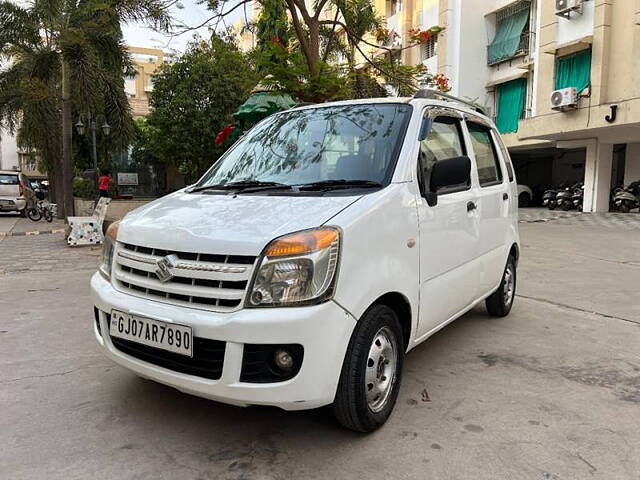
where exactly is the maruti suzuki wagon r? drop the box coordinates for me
[91,91,520,432]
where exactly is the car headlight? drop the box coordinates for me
[247,227,341,307]
[99,221,120,280]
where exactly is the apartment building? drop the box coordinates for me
[125,46,172,118]
[378,0,639,212]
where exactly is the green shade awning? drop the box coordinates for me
[496,77,527,134]
[233,92,297,122]
[555,48,592,93]
[488,7,530,64]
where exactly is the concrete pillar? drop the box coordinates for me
[583,141,613,213]
[624,143,640,185]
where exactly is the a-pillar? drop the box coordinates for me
[624,143,640,185]
[584,141,613,213]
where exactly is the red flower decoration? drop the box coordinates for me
[215,124,236,146]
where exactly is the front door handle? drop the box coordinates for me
[503,193,509,201]
[467,201,477,212]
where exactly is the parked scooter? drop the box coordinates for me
[542,188,558,210]
[613,181,640,213]
[556,185,575,211]
[571,183,584,211]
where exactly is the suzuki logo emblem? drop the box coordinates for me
[155,254,178,283]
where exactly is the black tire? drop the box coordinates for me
[333,304,404,433]
[518,193,530,208]
[486,255,517,317]
[44,208,53,222]
[26,207,42,221]
[548,203,556,210]
[561,201,572,211]
[619,202,630,213]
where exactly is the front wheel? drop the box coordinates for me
[619,202,630,213]
[43,208,53,222]
[333,304,404,432]
[486,255,517,317]
[26,207,42,221]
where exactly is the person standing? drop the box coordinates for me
[98,170,112,198]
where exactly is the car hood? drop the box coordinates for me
[118,191,362,256]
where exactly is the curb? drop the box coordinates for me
[0,228,66,237]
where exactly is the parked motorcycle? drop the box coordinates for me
[542,188,558,210]
[571,183,584,211]
[613,181,640,213]
[556,186,575,211]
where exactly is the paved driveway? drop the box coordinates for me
[1,223,638,480]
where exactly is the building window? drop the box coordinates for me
[420,35,438,60]
[487,2,531,65]
[496,77,527,134]
[555,48,592,94]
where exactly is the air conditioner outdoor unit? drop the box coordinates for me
[550,87,578,111]
[556,0,584,18]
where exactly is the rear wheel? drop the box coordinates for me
[333,304,404,432]
[518,193,530,208]
[619,202,630,213]
[486,255,516,317]
[26,207,42,221]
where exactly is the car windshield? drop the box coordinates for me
[196,103,412,190]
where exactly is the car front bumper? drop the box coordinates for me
[91,272,356,410]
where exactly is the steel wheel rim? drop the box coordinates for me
[365,326,398,413]
[503,264,515,306]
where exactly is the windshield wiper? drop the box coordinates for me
[188,180,290,193]
[297,180,383,191]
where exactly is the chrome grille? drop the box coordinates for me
[113,242,257,311]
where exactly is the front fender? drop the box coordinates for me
[329,183,420,343]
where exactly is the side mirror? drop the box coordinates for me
[424,156,471,206]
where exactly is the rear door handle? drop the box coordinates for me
[503,193,509,200]
[467,201,477,212]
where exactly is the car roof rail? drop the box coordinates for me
[414,88,486,116]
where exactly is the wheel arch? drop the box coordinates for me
[509,242,520,265]
[367,292,412,352]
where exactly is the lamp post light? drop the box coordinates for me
[75,113,111,189]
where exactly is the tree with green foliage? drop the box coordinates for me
[191,0,448,102]
[0,0,169,217]
[145,35,257,181]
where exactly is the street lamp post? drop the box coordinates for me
[75,113,111,189]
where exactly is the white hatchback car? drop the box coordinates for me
[92,91,520,432]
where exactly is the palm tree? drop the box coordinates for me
[0,0,170,217]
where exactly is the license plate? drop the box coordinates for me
[110,310,193,357]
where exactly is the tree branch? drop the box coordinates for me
[169,0,252,36]
[290,0,312,24]
[319,19,425,56]
[313,0,332,19]
[285,0,311,60]
[321,7,341,63]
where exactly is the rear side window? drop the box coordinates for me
[0,174,19,185]
[467,122,503,187]
[417,116,468,194]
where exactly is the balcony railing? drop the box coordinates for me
[487,30,534,66]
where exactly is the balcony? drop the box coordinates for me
[487,30,535,66]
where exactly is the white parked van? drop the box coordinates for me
[91,91,520,432]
